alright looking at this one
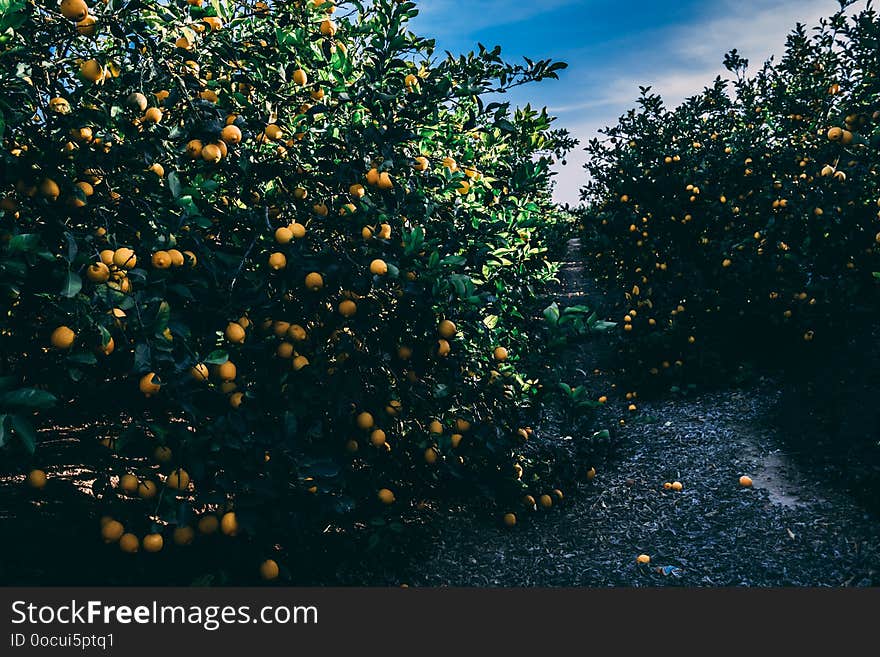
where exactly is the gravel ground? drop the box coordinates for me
[359,384,880,587]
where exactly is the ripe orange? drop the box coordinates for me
[139,372,161,396]
[119,473,139,493]
[113,247,137,269]
[50,326,76,350]
[143,533,164,553]
[153,446,172,463]
[185,139,204,158]
[370,259,388,275]
[60,0,89,21]
[151,251,172,269]
[377,172,393,189]
[201,143,223,163]
[636,554,651,565]
[377,488,395,504]
[293,69,308,86]
[190,363,209,382]
[220,124,242,145]
[438,320,457,338]
[436,339,451,357]
[739,475,753,488]
[305,272,324,291]
[27,469,47,489]
[220,511,239,536]
[289,223,306,239]
[166,468,191,491]
[292,355,309,370]
[413,156,429,171]
[173,526,195,546]
[502,513,517,527]
[198,515,219,535]
[137,480,158,499]
[119,533,139,553]
[356,412,374,430]
[338,300,357,317]
[539,494,553,509]
[86,262,110,282]
[260,559,280,581]
[369,429,387,448]
[268,252,287,270]
[671,481,683,492]
[225,321,246,344]
[101,520,125,543]
[493,346,509,361]
[215,360,237,381]
[143,107,162,124]
[229,392,244,408]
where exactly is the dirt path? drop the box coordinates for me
[377,384,880,587]
[350,241,880,587]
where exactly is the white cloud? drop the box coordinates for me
[548,0,841,205]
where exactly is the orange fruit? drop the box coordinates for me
[338,299,357,317]
[166,468,190,490]
[190,363,209,382]
[502,513,516,527]
[27,469,47,489]
[377,488,395,504]
[119,473,139,493]
[636,554,651,565]
[293,69,308,86]
[220,124,242,145]
[739,475,753,488]
[137,480,158,499]
[50,326,76,350]
[153,445,172,463]
[60,0,89,22]
[119,533,139,553]
[225,322,246,344]
[139,372,161,396]
[356,412,374,430]
[260,559,280,581]
[173,526,195,546]
[268,252,287,270]
[671,481,683,492]
[369,259,388,275]
[143,533,164,553]
[369,429,387,448]
[305,272,324,291]
[438,320,456,339]
[215,360,237,381]
[493,346,509,361]
[198,515,219,535]
[220,511,239,536]
[101,520,125,543]
[151,251,172,269]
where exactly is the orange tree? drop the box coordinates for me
[0,0,591,581]
[581,1,880,388]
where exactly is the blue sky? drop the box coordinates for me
[411,0,842,205]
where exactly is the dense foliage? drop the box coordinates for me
[0,0,592,581]
[582,1,880,385]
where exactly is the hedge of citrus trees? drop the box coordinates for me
[582,2,880,386]
[0,0,589,582]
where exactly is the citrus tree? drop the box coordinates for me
[581,0,880,386]
[0,0,589,582]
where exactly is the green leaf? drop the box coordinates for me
[10,415,36,454]
[61,271,82,298]
[0,388,57,410]
[205,350,228,365]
